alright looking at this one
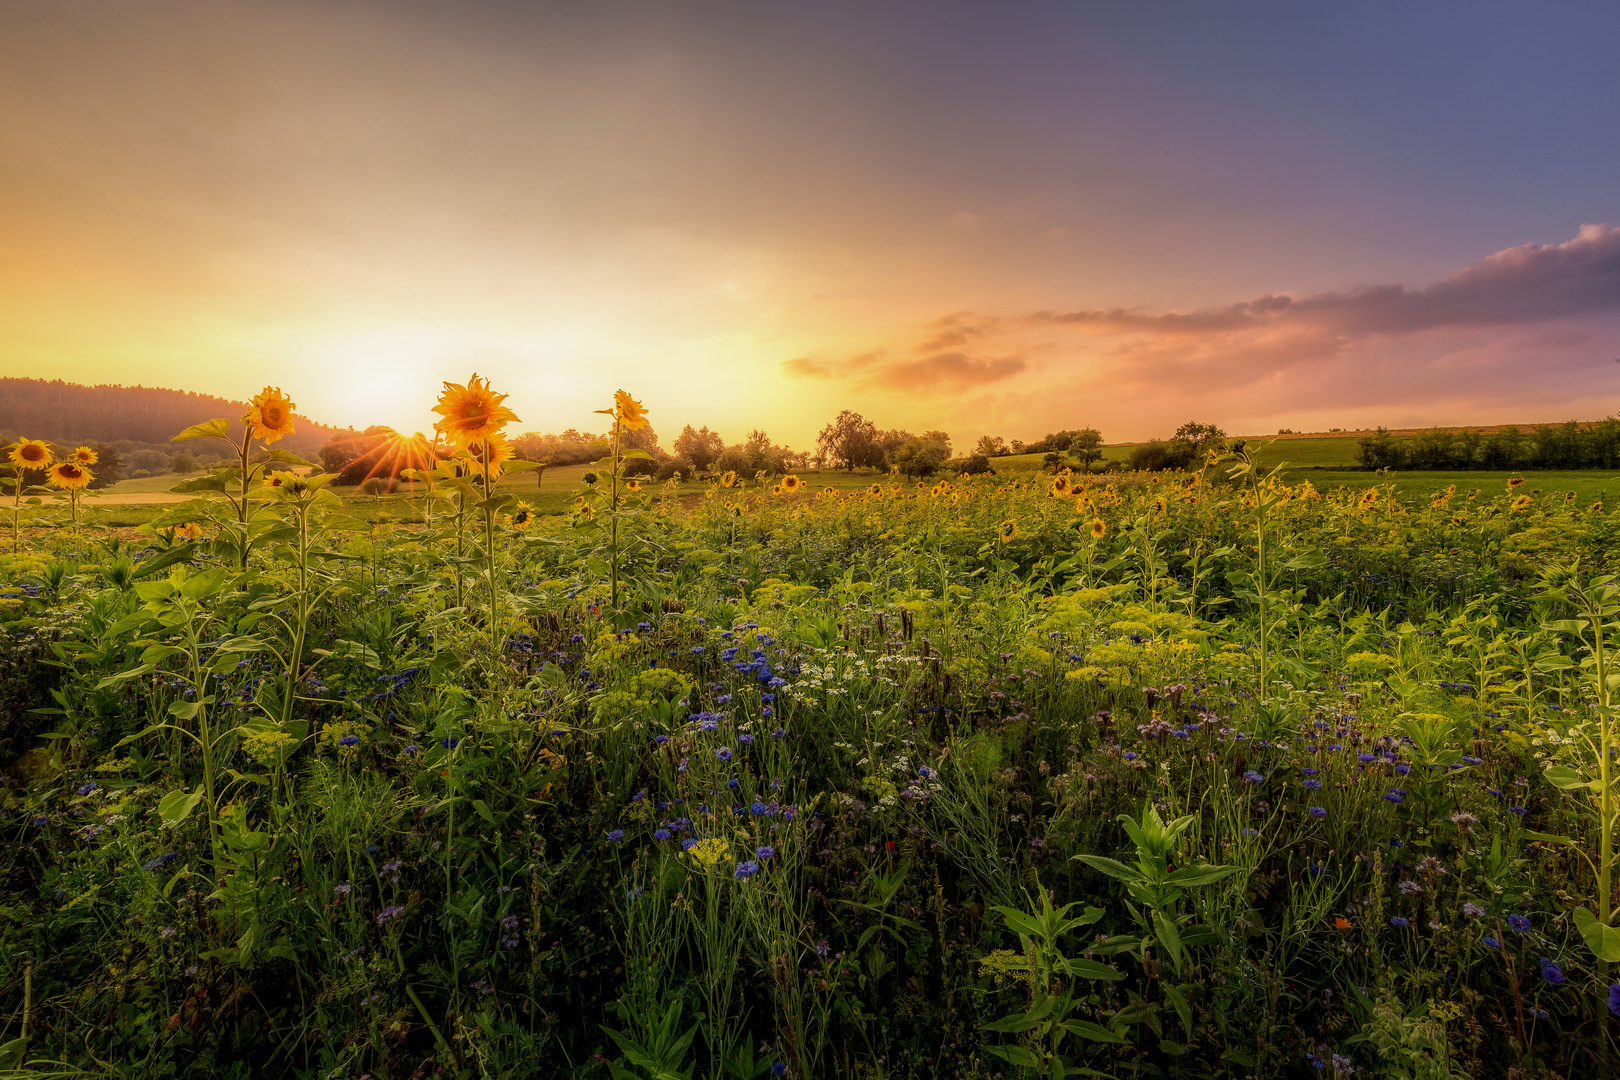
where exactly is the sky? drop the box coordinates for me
[2,1,1618,449]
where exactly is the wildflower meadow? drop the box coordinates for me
[4,377,1620,1079]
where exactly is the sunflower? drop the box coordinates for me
[1090,518,1106,540]
[174,522,203,541]
[1051,475,1069,495]
[432,375,519,450]
[782,475,802,492]
[721,470,737,488]
[1450,515,1463,526]
[625,479,642,493]
[1564,491,1576,503]
[48,461,92,490]
[508,502,535,529]
[868,483,882,496]
[1357,490,1379,510]
[72,446,98,466]
[1510,494,1533,512]
[7,438,52,469]
[771,484,784,496]
[463,435,515,478]
[1507,476,1525,489]
[245,387,298,444]
[1589,500,1605,514]
[614,390,649,431]
[995,519,1019,542]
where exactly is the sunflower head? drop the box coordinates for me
[625,479,642,493]
[1510,494,1533,512]
[996,519,1020,542]
[1564,491,1576,503]
[462,435,515,478]
[1507,476,1525,489]
[1090,518,1106,540]
[868,483,882,496]
[8,438,52,469]
[782,475,801,492]
[174,522,203,541]
[432,375,519,450]
[73,446,98,466]
[771,484,784,496]
[1450,515,1463,526]
[245,387,298,444]
[48,461,92,490]
[721,470,737,488]
[1590,500,1605,514]
[1051,475,1070,495]
[1358,490,1379,509]
[509,503,535,529]
[614,390,649,432]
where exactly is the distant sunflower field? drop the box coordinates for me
[4,377,1620,1079]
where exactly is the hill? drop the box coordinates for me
[0,378,344,453]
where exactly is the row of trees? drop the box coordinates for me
[813,411,953,477]
[1357,420,1620,471]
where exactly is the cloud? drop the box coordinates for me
[782,225,1620,440]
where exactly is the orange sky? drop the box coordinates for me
[3,2,1618,450]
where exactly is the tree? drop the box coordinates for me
[170,451,197,475]
[1068,429,1104,471]
[975,434,1008,458]
[673,425,725,471]
[1171,421,1226,460]
[816,410,883,471]
[86,442,123,489]
[1356,428,1404,471]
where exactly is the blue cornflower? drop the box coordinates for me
[681,838,699,851]
[1383,790,1404,804]
[1308,806,1327,818]
[1482,936,1501,949]
[750,802,769,815]
[1304,778,1322,790]
[1389,916,1410,928]
[772,1063,786,1077]
[1508,914,1531,933]
[734,860,759,879]
[738,733,755,744]
[339,735,359,746]
[606,830,625,842]
[1540,958,1565,985]
[1609,984,1620,1017]
[756,846,775,861]
[1243,770,1264,784]
[715,747,733,761]
[653,829,671,842]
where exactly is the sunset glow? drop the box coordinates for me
[3,2,1617,444]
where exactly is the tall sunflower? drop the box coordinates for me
[48,461,93,490]
[614,390,648,431]
[721,470,737,488]
[1089,518,1107,540]
[7,438,52,469]
[432,375,519,450]
[73,446,98,466]
[782,475,801,492]
[996,519,1020,542]
[245,387,298,444]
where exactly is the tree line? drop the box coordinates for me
[1357,420,1620,471]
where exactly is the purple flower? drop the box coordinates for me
[1509,805,1527,816]
[333,882,353,897]
[654,734,669,745]
[1482,936,1501,949]
[1462,902,1485,918]
[653,829,671,842]
[77,782,98,796]
[1508,914,1531,933]
[917,766,933,778]
[375,904,405,926]
[1389,916,1410,928]
[606,829,625,842]
[772,1063,786,1077]
[1243,770,1264,784]
[1123,751,1138,761]
[1308,806,1327,818]
[1540,958,1565,985]
[815,939,830,957]
[1304,779,1322,790]
[1383,790,1404,804]
[681,838,699,851]
[756,846,775,861]
[338,734,360,747]
[772,726,786,738]
[750,801,769,815]
[715,747,733,761]
[738,733,755,745]
[734,860,759,879]
[1609,984,1620,1017]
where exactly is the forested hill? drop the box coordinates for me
[0,378,343,451]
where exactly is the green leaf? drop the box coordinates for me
[1575,907,1620,962]
[1152,910,1185,975]
[472,798,495,825]
[1164,863,1242,887]
[983,1044,1043,1068]
[1060,1019,1128,1044]
[1281,549,1329,571]
[157,788,204,824]
[1522,829,1575,846]
[1543,764,1607,792]
[1059,957,1125,982]
[1162,982,1193,1040]
[1072,854,1141,884]
[173,418,232,442]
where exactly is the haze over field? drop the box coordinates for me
[2,2,1618,445]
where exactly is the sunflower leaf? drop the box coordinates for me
[172,419,232,443]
